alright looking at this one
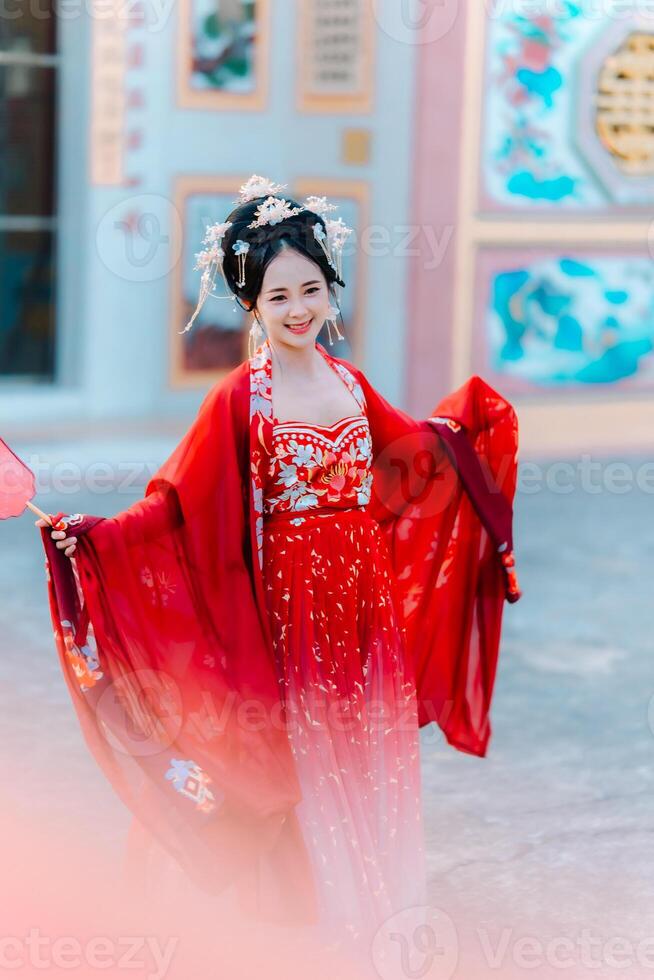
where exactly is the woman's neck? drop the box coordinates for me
[268,337,324,381]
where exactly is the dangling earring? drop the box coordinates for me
[324,304,345,346]
[248,311,266,359]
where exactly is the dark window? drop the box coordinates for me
[0,6,57,379]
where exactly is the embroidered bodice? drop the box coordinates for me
[263,413,373,518]
[250,337,372,548]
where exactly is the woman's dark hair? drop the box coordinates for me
[220,196,346,312]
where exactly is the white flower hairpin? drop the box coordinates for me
[248,196,305,229]
[235,174,287,204]
[179,220,233,335]
[303,195,338,218]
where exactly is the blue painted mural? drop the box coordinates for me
[489,256,654,385]
[484,2,605,207]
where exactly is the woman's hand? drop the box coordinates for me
[35,518,78,558]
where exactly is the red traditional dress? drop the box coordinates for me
[40,337,520,947]
[261,347,426,943]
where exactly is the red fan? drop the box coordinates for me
[0,437,52,524]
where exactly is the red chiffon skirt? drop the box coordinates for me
[262,505,427,947]
[123,504,428,959]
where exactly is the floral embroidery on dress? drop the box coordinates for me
[265,417,372,515]
[331,360,366,413]
[140,565,177,607]
[60,619,103,691]
[249,338,369,566]
[165,758,216,813]
[51,513,85,533]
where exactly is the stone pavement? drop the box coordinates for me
[1,432,653,977]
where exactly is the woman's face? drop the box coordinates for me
[255,248,331,349]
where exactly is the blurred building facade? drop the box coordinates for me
[3,1,654,453]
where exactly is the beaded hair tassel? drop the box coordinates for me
[232,240,250,288]
[180,221,233,335]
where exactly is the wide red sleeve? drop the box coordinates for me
[353,366,520,758]
[39,371,314,915]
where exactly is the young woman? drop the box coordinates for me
[37,176,520,953]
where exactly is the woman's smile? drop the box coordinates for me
[285,318,313,334]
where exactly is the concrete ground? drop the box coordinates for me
[1,431,653,978]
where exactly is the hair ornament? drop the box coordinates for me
[236,174,287,204]
[180,220,233,334]
[247,196,305,230]
[303,195,339,218]
[325,217,353,285]
[232,239,250,288]
[312,222,336,270]
[312,214,352,299]
[326,216,353,253]
[324,304,345,346]
[248,312,267,360]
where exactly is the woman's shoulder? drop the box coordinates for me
[316,342,363,381]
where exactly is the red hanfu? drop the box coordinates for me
[40,338,519,940]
